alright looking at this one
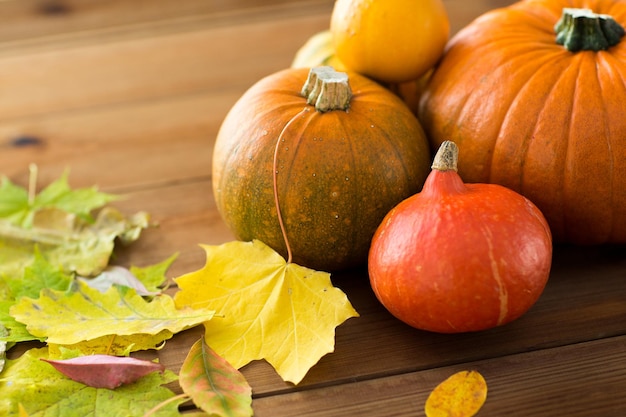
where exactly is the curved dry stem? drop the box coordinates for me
[273,107,309,264]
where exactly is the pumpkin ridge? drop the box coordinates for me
[598,53,626,240]
[595,55,615,240]
[562,55,599,241]
[563,53,617,242]
[332,112,361,255]
[541,54,585,239]
[519,53,577,201]
[489,52,564,187]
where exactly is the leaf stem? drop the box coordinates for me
[105,335,116,356]
[28,163,38,205]
[142,393,190,417]
[272,107,309,264]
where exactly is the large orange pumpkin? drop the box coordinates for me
[419,1,626,244]
[213,67,431,271]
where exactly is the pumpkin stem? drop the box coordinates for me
[431,141,459,172]
[301,66,351,112]
[555,8,625,52]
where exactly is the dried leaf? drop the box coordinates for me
[174,240,359,384]
[10,280,214,345]
[41,355,165,389]
[180,339,252,417]
[47,331,172,357]
[0,348,183,417]
[0,207,149,278]
[425,370,488,417]
[79,253,176,296]
[80,266,159,296]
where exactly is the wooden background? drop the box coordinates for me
[2,1,625,416]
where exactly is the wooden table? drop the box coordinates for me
[2,1,625,416]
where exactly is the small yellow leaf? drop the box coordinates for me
[425,370,487,417]
[174,240,359,385]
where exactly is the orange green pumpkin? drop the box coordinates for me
[213,67,431,271]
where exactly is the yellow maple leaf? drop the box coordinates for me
[425,370,488,417]
[173,240,359,385]
[10,281,214,345]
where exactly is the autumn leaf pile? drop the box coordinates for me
[0,169,358,416]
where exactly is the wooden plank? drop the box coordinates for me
[250,335,626,416]
[0,0,334,46]
[0,90,235,190]
[0,0,515,47]
[0,11,329,120]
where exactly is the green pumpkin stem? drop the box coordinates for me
[301,66,351,112]
[555,8,625,52]
[431,141,459,172]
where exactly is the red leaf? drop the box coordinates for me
[41,355,165,389]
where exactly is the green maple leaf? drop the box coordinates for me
[174,239,359,384]
[6,247,74,300]
[0,171,117,228]
[0,348,184,417]
[129,253,178,293]
[0,302,38,343]
[0,250,72,343]
[10,280,214,346]
[0,170,149,278]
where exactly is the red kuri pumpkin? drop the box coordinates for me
[213,67,431,271]
[368,141,553,333]
[419,1,626,244]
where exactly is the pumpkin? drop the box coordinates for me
[291,30,347,71]
[368,141,553,333]
[291,30,434,116]
[419,1,626,244]
[212,67,431,271]
[330,0,450,83]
